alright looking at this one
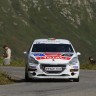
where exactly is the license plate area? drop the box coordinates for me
[40,64,66,74]
[45,67,62,71]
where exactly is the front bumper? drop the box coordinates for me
[27,64,79,79]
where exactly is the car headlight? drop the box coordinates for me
[29,56,39,64]
[69,57,78,65]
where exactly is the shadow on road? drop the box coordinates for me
[8,77,25,83]
[8,77,71,83]
[27,79,71,83]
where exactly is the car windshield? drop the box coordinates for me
[32,44,74,52]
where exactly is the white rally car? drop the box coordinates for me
[24,38,81,82]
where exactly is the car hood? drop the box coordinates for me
[30,52,76,64]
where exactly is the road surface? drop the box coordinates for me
[0,66,96,96]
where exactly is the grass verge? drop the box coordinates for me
[80,63,96,70]
[0,71,14,85]
[10,59,25,67]
[0,58,25,67]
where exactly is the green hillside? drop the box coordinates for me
[0,0,96,62]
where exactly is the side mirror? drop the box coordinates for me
[77,52,81,56]
[24,51,27,54]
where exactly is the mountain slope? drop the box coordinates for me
[0,0,96,62]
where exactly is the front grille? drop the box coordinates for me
[37,74,70,76]
[40,64,66,74]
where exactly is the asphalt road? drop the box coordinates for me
[0,66,96,96]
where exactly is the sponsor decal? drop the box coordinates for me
[33,53,45,56]
[34,53,71,60]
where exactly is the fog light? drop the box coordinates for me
[71,72,75,76]
[32,72,36,76]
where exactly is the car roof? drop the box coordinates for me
[33,38,71,44]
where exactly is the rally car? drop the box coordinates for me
[24,38,81,82]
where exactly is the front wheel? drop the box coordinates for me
[73,77,79,82]
[25,67,31,82]
[70,77,79,82]
[25,71,30,82]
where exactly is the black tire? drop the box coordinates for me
[73,77,79,82]
[25,72,30,82]
[25,66,30,82]
[70,77,79,82]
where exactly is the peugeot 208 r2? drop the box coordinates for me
[24,38,81,82]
